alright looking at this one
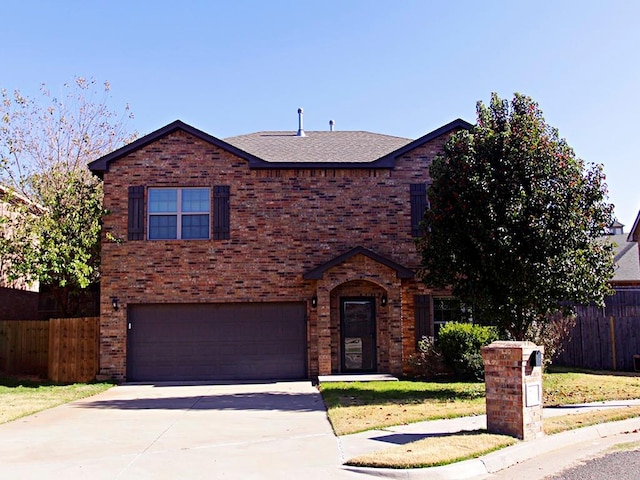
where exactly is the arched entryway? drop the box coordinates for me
[330,280,389,373]
[303,246,412,377]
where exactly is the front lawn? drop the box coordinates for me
[346,406,640,469]
[0,376,114,424]
[325,369,640,469]
[320,368,640,435]
[320,379,485,435]
[544,367,640,405]
[346,431,518,469]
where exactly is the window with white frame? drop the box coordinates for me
[148,188,210,240]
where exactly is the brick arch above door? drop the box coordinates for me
[306,249,404,376]
[303,246,414,283]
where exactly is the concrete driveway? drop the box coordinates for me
[0,381,358,479]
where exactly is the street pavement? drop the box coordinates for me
[485,432,640,480]
[545,446,640,480]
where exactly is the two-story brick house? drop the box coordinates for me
[88,115,472,382]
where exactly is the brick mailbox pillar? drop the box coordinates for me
[481,341,544,440]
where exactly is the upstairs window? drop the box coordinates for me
[148,188,210,240]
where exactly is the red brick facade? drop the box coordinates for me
[482,341,544,440]
[93,121,465,381]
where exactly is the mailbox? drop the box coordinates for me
[529,350,542,367]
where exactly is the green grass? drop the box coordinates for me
[0,376,114,424]
[544,367,640,405]
[320,369,640,435]
[321,379,485,406]
[320,380,485,435]
[544,405,640,434]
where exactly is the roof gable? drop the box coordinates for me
[87,120,264,175]
[373,118,473,164]
[303,246,414,280]
[627,210,640,242]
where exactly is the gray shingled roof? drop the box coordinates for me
[224,131,412,163]
[605,234,640,282]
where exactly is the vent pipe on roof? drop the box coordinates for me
[297,108,306,137]
[329,119,335,132]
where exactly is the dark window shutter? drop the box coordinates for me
[414,295,432,344]
[128,186,145,241]
[410,183,428,237]
[213,185,230,240]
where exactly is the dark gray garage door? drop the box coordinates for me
[127,302,306,382]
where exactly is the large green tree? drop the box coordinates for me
[0,78,134,315]
[417,93,615,340]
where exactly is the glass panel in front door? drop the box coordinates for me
[342,299,376,372]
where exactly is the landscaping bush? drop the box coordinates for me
[524,313,576,369]
[438,322,499,380]
[407,336,452,379]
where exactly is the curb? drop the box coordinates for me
[340,417,640,479]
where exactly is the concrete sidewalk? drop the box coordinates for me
[338,399,640,479]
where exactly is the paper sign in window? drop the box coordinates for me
[344,337,363,369]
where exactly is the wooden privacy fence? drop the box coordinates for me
[48,317,100,383]
[0,317,99,383]
[556,289,640,371]
[0,320,48,376]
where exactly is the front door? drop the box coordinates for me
[341,298,376,372]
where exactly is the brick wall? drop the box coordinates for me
[482,341,544,440]
[99,129,454,379]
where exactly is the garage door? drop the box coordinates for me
[127,303,306,382]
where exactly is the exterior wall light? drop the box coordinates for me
[381,295,387,307]
[111,297,119,311]
[311,296,318,308]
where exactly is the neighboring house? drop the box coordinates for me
[608,220,625,235]
[608,225,640,287]
[88,116,473,382]
[0,184,39,320]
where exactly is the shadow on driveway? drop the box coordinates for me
[75,391,327,412]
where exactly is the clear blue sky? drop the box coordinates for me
[2,1,638,227]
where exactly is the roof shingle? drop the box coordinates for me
[224,131,412,164]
